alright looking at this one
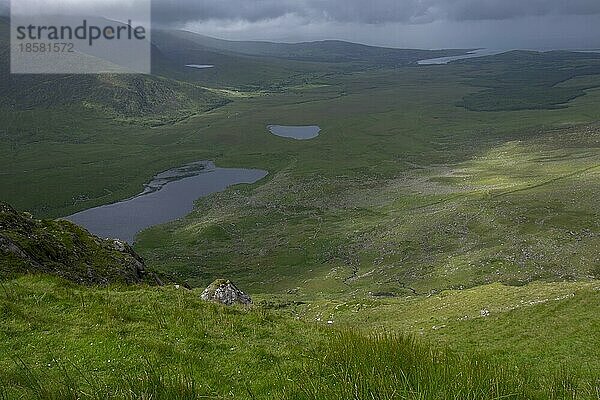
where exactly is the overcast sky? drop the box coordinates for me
[4,0,600,49]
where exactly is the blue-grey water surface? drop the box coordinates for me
[185,64,215,69]
[418,49,508,65]
[67,161,267,243]
[267,125,321,140]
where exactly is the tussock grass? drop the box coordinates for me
[1,277,598,399]
[3,357,202,400]
[280,331,598,400]
[3,330,597,399]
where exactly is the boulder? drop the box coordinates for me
[201,279,252,306]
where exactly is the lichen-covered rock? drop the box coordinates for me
[201,279,252,306]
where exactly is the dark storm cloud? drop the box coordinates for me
[2,0,599,49]
[446,0,600,21]
[151,0,600,25]
[152,0,294,24]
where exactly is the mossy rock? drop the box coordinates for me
[0,202,157,285]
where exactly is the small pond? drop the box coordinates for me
[267,125,321,140]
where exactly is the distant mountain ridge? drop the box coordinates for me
[154,29,469,65]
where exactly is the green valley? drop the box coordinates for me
[1,15,600,399]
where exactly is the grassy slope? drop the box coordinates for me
[0,276,321,399]
[299,281,600,380]
[0,19,229,126]
[1,276,597,399]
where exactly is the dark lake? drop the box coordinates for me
[268,125,321,140]
[66,161,267,243]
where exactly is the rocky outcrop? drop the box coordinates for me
[201,279,252,306]
[0,234,39,266]
[0,202,157,285]
[110,239,147,280]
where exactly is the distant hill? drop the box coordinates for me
[150,29,323,89]
[150,29,469,90]
[0,18,229,124]
[457,50,600,111]
[155,30,467,66]
[0,202,159,285]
